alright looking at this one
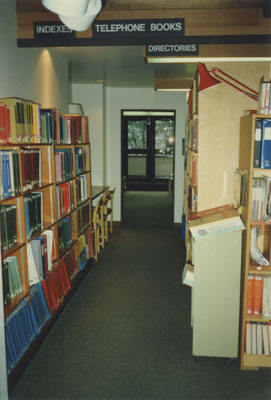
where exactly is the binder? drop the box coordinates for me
[260,119,271,169]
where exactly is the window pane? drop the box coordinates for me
[128,120,147,149]
[128,154,146,177]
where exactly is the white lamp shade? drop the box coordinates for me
[42,0,89,17]
[59,13,97,31]
[58,0,102,31]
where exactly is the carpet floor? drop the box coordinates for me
[9,192,271,400]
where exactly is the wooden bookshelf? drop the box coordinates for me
[239,113,271,370]
[0,99,94,387]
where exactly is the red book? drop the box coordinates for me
[246,275,254,315]
[253,275,263,316]
[5,106,11,144]
[0,103,4,143]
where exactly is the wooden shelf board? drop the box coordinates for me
[243,354,271,368]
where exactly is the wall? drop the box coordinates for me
[0,2,70,397]
[106,87,186,222]
[198,61,271,211]
[71,84,106,185]
[0,1,69,112]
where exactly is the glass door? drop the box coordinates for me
[122,111,175,191]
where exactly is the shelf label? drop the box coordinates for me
[146,43,199,56]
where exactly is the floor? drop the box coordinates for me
[9,192,271,400]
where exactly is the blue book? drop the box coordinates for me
[24,196,31,239]
[261,119,271,169]
[1,151,7,198]
[4,151,11,198]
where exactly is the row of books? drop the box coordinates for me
[258,79,271,115]
[246,322,271,356]
[58,215,74,253]
[254,119,271,169]
[250,227,269,267]
[56,181,75,219]
[2,256,22,306]
[0,98,89,144]
[41,259,71,314]
[251,176,271,221]
[77,203,90,236]
[0,150,20,199]
[27,230,55,286]
[76,174,89,205]
[55,148,74,183]
[5,284,50,375]
[24,192,43,240]
[246,275,271,317]
[186,119,198,153]
[78,233,89,271]
[21,147,41,192]
[0,204,17,252]
[75,146,88,175]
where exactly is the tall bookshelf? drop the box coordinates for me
[184,74,198,261]
[0,97,93,386]
[239,113,271,370]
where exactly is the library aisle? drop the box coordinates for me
[10,222,271,400]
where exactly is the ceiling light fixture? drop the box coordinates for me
[197,63,258,101]
[41,0,102,31]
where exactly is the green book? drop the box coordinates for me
[2,260,10,306]
[0,206,8,251]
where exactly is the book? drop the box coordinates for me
[254,119,262,168]
[245,321,252,354]
[246,275,254,315]
[253,275,263,316]
[260,119,271,169]
[256,323,263,355]
[262,324,270,355]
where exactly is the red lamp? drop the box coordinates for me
[198,63,220,92]
[197,63,258,101]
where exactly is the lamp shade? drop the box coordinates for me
[59,0,102,31]
[197,63,220,92]
[42,0,89,17]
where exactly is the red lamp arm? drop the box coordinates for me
[210,68,258,101]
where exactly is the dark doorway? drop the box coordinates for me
[121,111,175,191]
[121,110,175,225]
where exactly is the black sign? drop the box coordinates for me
[146,43,199,57]
[92,19,185,40]
[34,22,75,43]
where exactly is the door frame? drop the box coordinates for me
[121,109,176,222]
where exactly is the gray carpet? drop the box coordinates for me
[9,193,271,400]
[122,191,173,226]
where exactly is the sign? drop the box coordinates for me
[34,21,75,43]
[146,43,199,57]
[92,19,185,41]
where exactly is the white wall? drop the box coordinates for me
[0,2,70,397]
[0,1,69,112]
[71,84,105,185]
[106,87,186,222]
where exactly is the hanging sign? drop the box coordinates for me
[92,19,185,40]
[34,21,76,42]
[146,43,199,57]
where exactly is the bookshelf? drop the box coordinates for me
[184,74,198,261]
[239,113,271,370]
[0,97,93,385]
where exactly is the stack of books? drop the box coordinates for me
[258,77,271,115]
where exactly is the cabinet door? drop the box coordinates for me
[192,230,242,358]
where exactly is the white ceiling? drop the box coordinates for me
[55,45,198,88]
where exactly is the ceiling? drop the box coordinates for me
[45,0,266,88]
